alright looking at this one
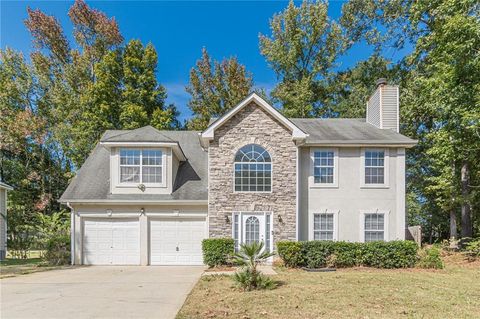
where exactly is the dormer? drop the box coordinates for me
[100,126,187,195]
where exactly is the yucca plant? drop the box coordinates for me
[231,241,276,291]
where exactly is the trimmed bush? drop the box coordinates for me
[303,241,336,268]
[361,241,418,268]
[417,246,444,269]
[202,238,235,267]
[332,242,363,267]
[276,241,303,267]
[276,240,418,269]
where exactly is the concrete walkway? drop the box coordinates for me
[1,266,204,319]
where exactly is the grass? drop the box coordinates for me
[1,251,70,278]
[177,257,480,319]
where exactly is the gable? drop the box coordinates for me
[200,93,307,147]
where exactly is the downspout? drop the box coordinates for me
[66,202,74,265]
[296,145,299,241]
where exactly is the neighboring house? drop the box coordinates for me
[0,181,13,260]
[60,79,417,265]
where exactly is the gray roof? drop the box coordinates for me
[60,130,207,202]
[290,118,417,145]
[101,126,175,143]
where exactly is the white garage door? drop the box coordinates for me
[150,218,206,265]
[83,218,140,265]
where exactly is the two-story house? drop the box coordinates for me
[60,79,417,265]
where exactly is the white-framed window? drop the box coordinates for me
[119,149,163,185]
[359,210,389,242]
[309,209,339,241]
[314,214,334,240]
[234,144,272,192]
[311,148,338,187]
[360,148,389,188]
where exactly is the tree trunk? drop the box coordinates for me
[449,209,457,239]
[461,161,472,238]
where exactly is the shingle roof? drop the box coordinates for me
[60,130,207,202]
[290,118,417,145]
[101,125,175,143]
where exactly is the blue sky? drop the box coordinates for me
[1,1,407,122]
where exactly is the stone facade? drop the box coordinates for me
[208,102,297,241]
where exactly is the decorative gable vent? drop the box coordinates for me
[366,78,399,132]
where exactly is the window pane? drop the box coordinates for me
[120,149,140,165]
[234,214,239,252]
[313,214,334,241]
[313,150,335,184]
[142,166,162,183]
[234,147,272,192]
[365,149,385,184]
[245,216,260,245]
[120,166,140,183]
[142,150,162,165]
[365,213,385,241]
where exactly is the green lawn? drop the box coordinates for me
[0,256,69,278]
[177,261,480,319]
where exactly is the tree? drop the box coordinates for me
[186,48,253,130]
[325,55,398,118]
[1,49,70,257]
[259,0,346,117]
[24,0,179,167]
[342,0,480,239]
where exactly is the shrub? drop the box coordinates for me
[276,241,304,267]
[202,238,234,267]
[303,241,336,268]
[44,233,71,265]
[417,246,444,269]
[332,242,363,268]
[361,241,418,268]
[233,268,276,291]
[231,242,276,291]
[463,238,480,260]
[276,240,418,269]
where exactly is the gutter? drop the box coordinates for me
[303,142,418,148]
[59,199,208,205]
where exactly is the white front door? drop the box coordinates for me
[83,218,140,265]
[150,218,206,265]
[242,214,265,246]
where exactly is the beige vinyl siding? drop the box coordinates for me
[381,86,399,131]
[367,88,381,128]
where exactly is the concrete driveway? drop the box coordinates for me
[1,266,205,319]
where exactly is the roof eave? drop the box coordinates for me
[303,141,418,148]
[59,199,208,205]
[0,182,13,190]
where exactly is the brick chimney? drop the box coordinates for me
[366,78,399,132]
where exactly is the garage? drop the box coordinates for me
[150,218,206,265]
[83,218,140,265]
